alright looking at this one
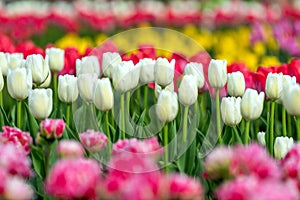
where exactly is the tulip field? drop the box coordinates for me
[2,0,300,199]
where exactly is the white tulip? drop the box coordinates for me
[28,88,53,119]
[156,90,178,122]
[208,59,227,88]
[265,73,283,100]
[76,56,100,77]
[220,97,242,126]
[257,131,266,146]
[0,52,9,76]
[154,58,175,87]
[8,53,24,69]
[40,71,51,88]
[7,68,32,100]
[227,71,245,97]
[112,61,139,93]
[0,70,3,92]
[102,52,122,78]
[46,47,64,71]
[277,75,296,104]
[184,62,205,89]
[78,73,97,102]
[138,58,156,84]
[155,82,174,98]
[58,75,78,103]
[241,89,265,121]
[283,83,300,117]
[93,78,114,111]
[178,75,198,106]
[25,54,50,85]
[274,136,294,159]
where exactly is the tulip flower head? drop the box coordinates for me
[241,89,265,121]
[7,68,32,100]
[58,74,78,103]
[265,72,283,100]
[56,140,84,158]
[277,75,296,104]
[154,58,175,87]
[220,97,242,126]
[77,73,97,102]
[156,89,178,122]
[184,62,205,89]
[79,130,108,153]
[227,71,245,97]
[40,119,65,140]
[102,52,122,78]
[25,54,50,86]
[257,131,266,146]
[208,59,227,88]
[76,56,100,77]
[138,58,156,84]
[0,70,3,92]
[178,75,198,106]
[93,78,114,112]
[283,83,300,117]
[46,47,65,72]
[274,136,294,159]
[0,52,9,76]
[7,53,24,69]
[28,88,53,120]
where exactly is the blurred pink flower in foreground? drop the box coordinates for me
[0,126,32,154]
[56,140,84,158]
[0,143,32,178]
[79,130,108,153]
[46,158,101,199]
[40,119,65,139]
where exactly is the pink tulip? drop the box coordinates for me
[79,130,108,153]
[40,119,65,139]
[56,140,84,158]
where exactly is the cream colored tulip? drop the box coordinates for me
[178,75,198,106]
[227,71,245,97]
[274,136,293,159]
[241,89,265,121]
[265,73,283,100]
[156,90,178,122]
[0,52,9,76]
[7,68,32,100]
[58,75,78,103]
[8,53,24,69]
[78,73,97,102]
[28,88,53,119]
[76,56,100,77]
[283,83,300,117]
[220,97,242,126]
[277,75,296,104]
[208,59,227,88]
[93,78,114,111]
[102,52,122,78]
[154,58,175,87]
[138,58,156,83]
[46,47,64,71]
[184,62,205,89]
[25,54,50,85]
[257,131,266,146]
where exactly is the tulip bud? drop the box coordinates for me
[93,78,114,112]
[156,90,178,122]
[112,61,139,93]
[28,88,53,119]
[8,53,24,69]
[76,56,100,77]
[208,59,227,88]
[56,140,84,158]
[283,83,300,117]
[40,119,65,139]
[241,89,265,121]
[277,75,296,104]
[79,130,108,153]
[0,52,9,76]
[227,71,245,97]
[77,73,97,102]
[7,68,32,100]
[178,75,198,106]
[25,54,50,85]
[46,47,65,72]
[102,52,122,78]
[274,136,294,159]
[154,58,175,87]
[155,82,174,98]
[257,131,266,146]
[58,74,78,103]
[138,58,156,83]
[265,73,283,100]
[184,62,205,89]
[0,70,3,92]
[220,97,242,126]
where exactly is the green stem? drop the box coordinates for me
[244,121,250,145]
[137,87,141,112]
[232,127,235,144]
[216,89,222,144]
[269,101,275,156]
[163,124,169,173]
[287,113,292,137]
[121,94,125,139]
[52,72,58,112]
[296,117,300,141]
[0,91,2,107]
[44,144,51,178]
[66,104,71,126]
[183,106,189,143]
[105,111,111,154]
[282,106,287,137]
[17,101,22,128]
[144,86,148,110]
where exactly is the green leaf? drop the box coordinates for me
[24,103,39,138]
[184,139,196,175]
[0,106,11,126]
[30,145,45,178]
